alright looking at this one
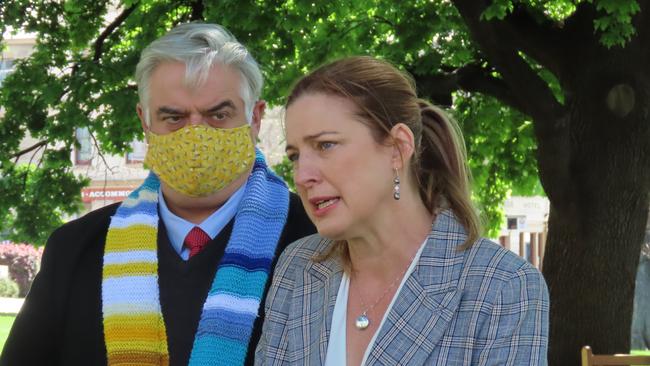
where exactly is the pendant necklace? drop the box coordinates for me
[351,253,416,330]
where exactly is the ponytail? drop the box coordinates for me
[414,100,481,249]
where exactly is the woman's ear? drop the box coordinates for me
[390,123,416,169]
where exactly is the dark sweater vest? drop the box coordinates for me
[158,219,235,366]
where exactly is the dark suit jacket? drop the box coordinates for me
[0,193,314,366]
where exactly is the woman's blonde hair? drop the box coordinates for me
[286,56,481,268]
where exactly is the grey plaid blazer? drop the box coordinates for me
[255,211,549,365]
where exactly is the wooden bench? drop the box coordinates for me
[582,346,650,366]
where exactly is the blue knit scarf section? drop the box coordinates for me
[188,149,289,365]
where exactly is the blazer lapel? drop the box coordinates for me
[365,211,468,365]
[290,238,343,365]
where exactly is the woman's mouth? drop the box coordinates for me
[316,198,338,209]
[309,196,340,216]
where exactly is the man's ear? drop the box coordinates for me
[137,103,149,135]
[250,100,266,141]
[390,123,416,170]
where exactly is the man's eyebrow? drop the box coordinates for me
[285,131,340,152]
[155,101,237,116]
[157,106,185,115]
[205,100,236,113]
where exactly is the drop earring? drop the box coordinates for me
[393,168,400,200]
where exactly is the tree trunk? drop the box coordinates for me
[444,3,650,364]
[544,195,648,365]
[540,67,650,365]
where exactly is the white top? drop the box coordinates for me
[324,239,428,366]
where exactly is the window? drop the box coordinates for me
[0,59,14,86]
[506,216,527,230]
[75,127,93,165]
[126,139,146,164]
[507,217,518,230]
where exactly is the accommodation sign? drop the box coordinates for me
[81,188,134,202]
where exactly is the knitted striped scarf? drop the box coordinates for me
[102,150,289,366]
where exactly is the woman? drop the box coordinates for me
[256,56,548,365]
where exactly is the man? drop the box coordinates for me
[0,23,314,366]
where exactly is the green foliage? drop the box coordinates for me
[482,0,640,48]
[0,155,87,245]
[0,278,19,298]
[482,0,515,20]
[0,0,641,240]
[453,94,543,238]
[592,0,641,47]
[272,157,296,192]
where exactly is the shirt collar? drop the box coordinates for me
[158,182,248,259]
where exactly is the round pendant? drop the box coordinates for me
[355,313,370,330]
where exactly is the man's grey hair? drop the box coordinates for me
[135,22,263,126]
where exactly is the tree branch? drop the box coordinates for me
[26,143,45,168]
[412,64,528,113]
[411,73,454,107]
[455,64,525,112]
[451,0,564,123]
[89,129,115,174]
[93,3,139,62]
[498,6,567,78]
[190,0,205,21]
[10,140,48,160]
[633,0,650,63]
[558,3,600,43]
[372,15,395,28]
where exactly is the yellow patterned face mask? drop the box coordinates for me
[144,124,255,197]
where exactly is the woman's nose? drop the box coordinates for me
[294,158,320,188]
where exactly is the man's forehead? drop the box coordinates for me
[148,62,245,108]
[150,61,242,90]
[186,66,242,93]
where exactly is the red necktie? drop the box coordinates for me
[184,227,211,258]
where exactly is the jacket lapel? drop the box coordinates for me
[365,211,468,365]
[290,238,343,365]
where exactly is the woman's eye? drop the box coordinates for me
[317,141,336,151]
[287,152,299,162]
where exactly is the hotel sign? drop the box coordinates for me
[81,188,134,203]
